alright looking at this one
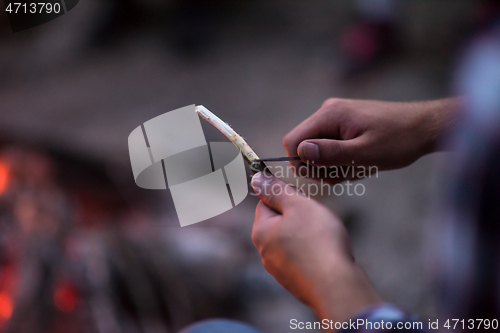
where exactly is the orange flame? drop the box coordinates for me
[0,162,9,196]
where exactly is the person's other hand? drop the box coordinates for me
[283,98,459,184]
[251,172,381,326]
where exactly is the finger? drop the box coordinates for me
[251,172,304,214]
[298,137,368,166]
[282,112,337,160]
[283,99,348,161]
[252,200,279,247]
[255,200,279,220]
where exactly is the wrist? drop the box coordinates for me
[418,97,462,155]
[310,259,382,327]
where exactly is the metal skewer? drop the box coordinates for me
[253,156,302,162]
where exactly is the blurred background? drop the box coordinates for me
[0,0,497,332]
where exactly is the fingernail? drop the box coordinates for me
[300,141,319,162]
[251,172,273,192]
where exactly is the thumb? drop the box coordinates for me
[251,172,304,214]
[298,138,365,166]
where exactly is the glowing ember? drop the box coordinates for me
[0,292,13,320]
[0,162,9,196]
[53,281,78,313]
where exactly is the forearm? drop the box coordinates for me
[418,97,463,155]
[307,260,382,332]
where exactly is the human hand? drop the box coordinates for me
[283,98,460,184]
[251,172,381,325]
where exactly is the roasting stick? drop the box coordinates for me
[195,105,268,173]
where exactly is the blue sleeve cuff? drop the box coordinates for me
[340,303,425,333]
